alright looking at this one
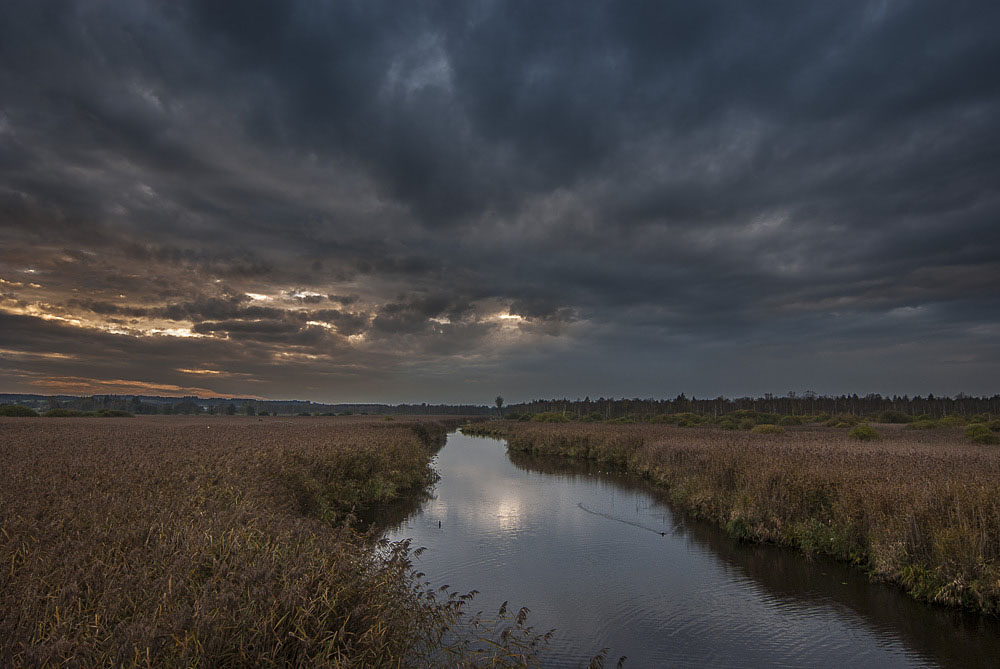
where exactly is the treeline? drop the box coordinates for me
[6,392,998,420]
[0,393,492,417]
[508,393,1000,420]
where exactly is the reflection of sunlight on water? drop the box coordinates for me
[495,496,522,532]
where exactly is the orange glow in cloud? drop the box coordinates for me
[0,348,78,360]
[27,376,265,399]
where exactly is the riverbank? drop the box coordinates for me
[0,416,535,667]
[464,421,1000,616]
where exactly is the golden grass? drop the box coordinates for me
[465,421,1000,615]
[0,416,542,667]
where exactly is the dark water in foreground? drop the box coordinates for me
[381,432,1000,667]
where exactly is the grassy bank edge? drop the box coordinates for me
[286,418,458,525]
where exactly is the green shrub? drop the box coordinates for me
[531,412,570,423]
[965,424,1000,445]
[877,410,913,424]
[603,415,635,424]
[988,419,1000,433]
[650,412,706,426]
[738,418,756,431]
[937,416,965,427]
[825,414,858,427]
[730,410,781,425]
[751,424,785,435]
[720,419,739,430]
[779,415,802,426]
[0,404,38,417]
[97,409,134,418]
[907,419,938,430]
[849,423,880,441]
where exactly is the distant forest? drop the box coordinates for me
[507,393,1000,420]
[2,392,998,419]
[0,393,491,416]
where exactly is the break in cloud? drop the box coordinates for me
[1,1,998,403]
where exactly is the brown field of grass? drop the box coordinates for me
[0,415,541,667]
[466,421,1000,615]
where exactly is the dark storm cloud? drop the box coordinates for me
[122,244,275,278]
[370,295,474,336]
[160,299,281,323]
[328,294,360,306]
[1,0,999,401]
[300,309,371,337]
[191,319,299,336]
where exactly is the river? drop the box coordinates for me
[382,431,1000,667]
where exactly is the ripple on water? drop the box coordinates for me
[584,586,928,669]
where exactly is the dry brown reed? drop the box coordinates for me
[0,416,540,667]
[466,421,1000,615]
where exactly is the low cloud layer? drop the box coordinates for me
[1,1,998,402]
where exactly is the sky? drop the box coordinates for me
[1,1,998,404]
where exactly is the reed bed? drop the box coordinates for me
[0,416,541,667]
[466,421,1000,615]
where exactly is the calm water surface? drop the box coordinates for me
[383,432,1000,667]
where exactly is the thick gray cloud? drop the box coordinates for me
[0,0,998,402]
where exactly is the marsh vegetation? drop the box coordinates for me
[4,410,998,666]
[0,416,545,667]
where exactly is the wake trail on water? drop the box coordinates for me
[577,502,671,536]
